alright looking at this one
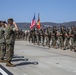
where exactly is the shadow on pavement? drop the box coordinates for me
[13,55,24,58]
[16,62,39,66]
[12,58,28,62]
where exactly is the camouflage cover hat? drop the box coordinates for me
[8,18,14,22]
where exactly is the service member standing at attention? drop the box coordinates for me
[5,18,18,67]
[0,21,7,62]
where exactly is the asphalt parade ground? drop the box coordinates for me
[0,41,76,75]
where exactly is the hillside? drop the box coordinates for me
[16,21,76,30]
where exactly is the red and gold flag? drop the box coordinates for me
[37,14,41,30]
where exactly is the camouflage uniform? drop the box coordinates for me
[5,25,15,62]
[41,28,45,46]
[73,29,76,51]
[59,29,66,49]
[29,30,33,42]
[70,29,76,52]
[37,29,41,45]
[52,27,58,48]
[33,29,37,44]
[63,30,70,50]
[0,26,6,60]
[46,28,51,47]
[56,30,60,48]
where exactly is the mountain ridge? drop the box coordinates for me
[16,21,76,30]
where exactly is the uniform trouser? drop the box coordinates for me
[33,35,37,43]
[69,37,74,49]
[52,36,57,47]
[47,36,51,46]
[73,41,76,48]
[42,36,45,45]
[29,35,31,42]
[59,36,64,48]
[31,37,33,43]
[0,44,6,60]
[69,37,74,46]
[64,38,70,48]
[6,44,14,62]
[70,40,76,51]
[37,35,41,45]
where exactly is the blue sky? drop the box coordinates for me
[0,0,76,23]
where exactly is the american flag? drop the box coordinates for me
[30,14,36,29]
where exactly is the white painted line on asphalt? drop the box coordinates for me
[0,68,8,75]
[0,65,13,75]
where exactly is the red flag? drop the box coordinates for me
[37,14,41,30]
[30,14,36,29]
